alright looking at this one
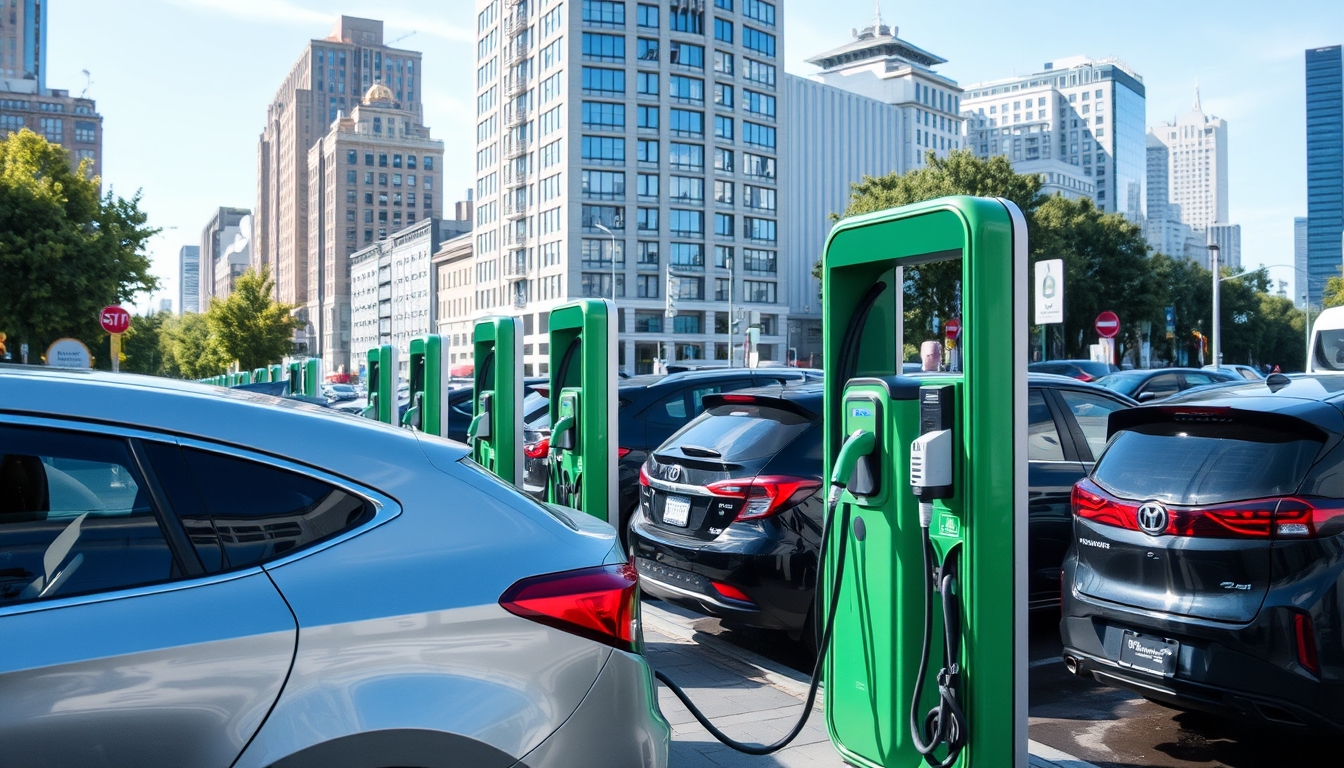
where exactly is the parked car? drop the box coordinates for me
[1094,367,1238,402]
[1029,359,1121,382]
[395,377,549,442]
[1061,373,1344,732]
[0,366,668,767]
[320,382,359,402]
[520,368,823,536]
[629,373,1135,651]
[1204,363,1267,381]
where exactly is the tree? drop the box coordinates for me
[160,312,228,379]
[1324,271,1344,309]
[0,129,158,358]
[206,266,303,372]
[120,312,168,374]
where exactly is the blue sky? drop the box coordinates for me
[46,0,1343,311]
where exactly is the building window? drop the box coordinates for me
[674,315,702,334]
[670,209,704,236]
[669,175,704,202]
[635,310,663,332]
[347,170,358,184]
[637,71,659,96]
[743,0,775,25]
[669,75,705,104]
[393,154,403,168]
[742,90,776,118]
[424,157,434,170]
[670,42,705,69]
[743,248,776,274]
[743,216,776,242]
[637,207,659,232]
[637,105,659,130]
[668,4,704,34]
[672,276,704,300]
[582,0,626,27]
[715,148,734,173]
[636,4,659,28]
[671,243,705,268]
[743,184,776,210]
[715,180,734,205]
[39,118,62,143]
[743,152,775,179]
[714,51,734,76]
[582,100,626,130]
[714,115,733,140]
[637,241,660,265]
[714,213,734,237]
[637,274,660,298]
[715,245,734,268]
[637,139,659,165]
[637,37,660,62]
[742,27,776,57]
[714,83,734,107]
[582,135,627,162]
[714,19,733,43]
[407,155,417,169]
[583,32,626,62]
[744,280,777,303]
[583,169,627,198]
[581,237,626,266]
[742,121,776,149]
[582,66,626,95]
[669,142,704,170]
[581,273,625,297]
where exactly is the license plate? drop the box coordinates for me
[1118,630,1179,677]
[662,495,691,527]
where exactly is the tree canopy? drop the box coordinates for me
[0,129,158,359]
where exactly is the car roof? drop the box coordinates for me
[617,367,819,396]
[1163,373,1344,412]
[0,365,459,487]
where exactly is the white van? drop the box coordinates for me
[1308,306,1344,373]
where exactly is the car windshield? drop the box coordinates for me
[661,403,813,462]
[1314,329,1344,372]
[1093,372,1146,396]
[523,392,549,428]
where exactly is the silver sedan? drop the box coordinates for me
[0,365,669,768]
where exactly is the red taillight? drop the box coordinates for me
[523,437,550,459]
[618,447,633,459]
[708,475,822,521]
[1295,611,1320,675]
[1076,372,1095,382]
[712,581,754,604]
[639,464,651,487]
[1073,479,1344,540]
[499,563,640,653]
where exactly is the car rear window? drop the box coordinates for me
[1094,430,1320,505]
[662,403,812,462]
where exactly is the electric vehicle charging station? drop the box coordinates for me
[403,335,451,437]
[546,299,617,523]
[302,358,321,397]
[821,196,1028,768]
[469,317,524,487]
[363,345,399,424]
[269,364,283,383]
[252,367,269,383]
[286,361,303,396]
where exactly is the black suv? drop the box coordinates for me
[1062,374,1344,731]
[630,374,1134,649]
[520,368,822,537]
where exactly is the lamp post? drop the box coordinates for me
[1208,244,1221,369]
[593,222,618,302]
[725,252,735,367]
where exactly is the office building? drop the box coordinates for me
[433,233,477,371]
[256,16,425,314]
[804,11,963,170]
[1306,45,1343,307]
[306,84,445,373]
[1145,125,1201,262]
[1208,222,1241,272]
[469,0,789,376]
[1148,88,1228,232]
[1296,216,1309,307]
[0,0,102,178]
[214,214,253,301]
[199,207,251,312]
[349,218,470,378]
[961,56,1147,222]
[783,71,906,366]
[179,245,200,315]
[159,299,173,314]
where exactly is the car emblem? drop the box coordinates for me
[1137,502,1168,536]
[665,465,682,482]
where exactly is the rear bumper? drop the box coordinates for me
[628,508,815,632]
[519,650,670,768]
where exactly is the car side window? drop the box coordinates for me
[648,390,690,429]
[1028,390,1065,462]
[0,425,175,605]
[1181,372,1216,388]
[690,380,752,414]
[175,447,373,570]
[1057,390,1128,461]
[1140,374,1180,399]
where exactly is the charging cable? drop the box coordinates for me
[909,513,968,767]
[654,430,874,755]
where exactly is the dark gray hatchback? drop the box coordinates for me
[1062,374,1344,731]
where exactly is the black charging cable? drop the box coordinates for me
[654,483,853,755]
[910,534,968,768]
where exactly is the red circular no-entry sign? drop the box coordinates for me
[1095,311,1120,339]
[100,305,131,335]
[944,318,961,340]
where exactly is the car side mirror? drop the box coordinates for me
[1136,391,1156,403]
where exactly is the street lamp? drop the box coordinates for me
[1208,244,1221,368]
[725,251,735,368]
[593,222,618,302]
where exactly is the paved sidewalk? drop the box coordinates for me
[643,601,1096,768]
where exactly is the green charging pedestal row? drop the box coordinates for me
[545,299,617,523]
[403,335,451,437]
[469,318,524,487]
[822,196,1029,768]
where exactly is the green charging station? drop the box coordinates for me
[252,367,269,383]
[364,345,399,424]
[546,299,617,523]
[269,364,283,383]
[470,317,524,487]
[404,335,451,437]
[286,361,303,396]
[821,196,1028,768]
[303,358,321,397]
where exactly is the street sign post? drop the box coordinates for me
[944,317,962,340]
[100,305,130,373]
[1034,259,1064,325]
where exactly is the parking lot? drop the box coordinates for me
[675,602,1340,768]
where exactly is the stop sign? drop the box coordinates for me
[1095,311,1120,339]
[944,318,961,340]
[100,305,131,335]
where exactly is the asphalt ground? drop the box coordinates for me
[654,599,1342,768]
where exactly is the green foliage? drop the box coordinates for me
[206,266,303,372]
[120,312,167,374]
[1324,273,1344,309]
[0,129,158,357]
[159,312,228,379]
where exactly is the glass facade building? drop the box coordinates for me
[1306,45,1343,307]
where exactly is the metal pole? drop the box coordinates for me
[1209,244,1221,369]
[727,253,734,367]
[594,223,617,302]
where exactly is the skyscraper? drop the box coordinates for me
[1306,45,1343,307]
[0,0,45,90]
[1144,87,1233,267]
[961,56,1147,222]
[0,0,102,178]
[470,0,789,375]
[199,207,251,312]
[308,84,444,372]
[179,245,200,315]
[256,17,425,315]
[1295,216,1309,307]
